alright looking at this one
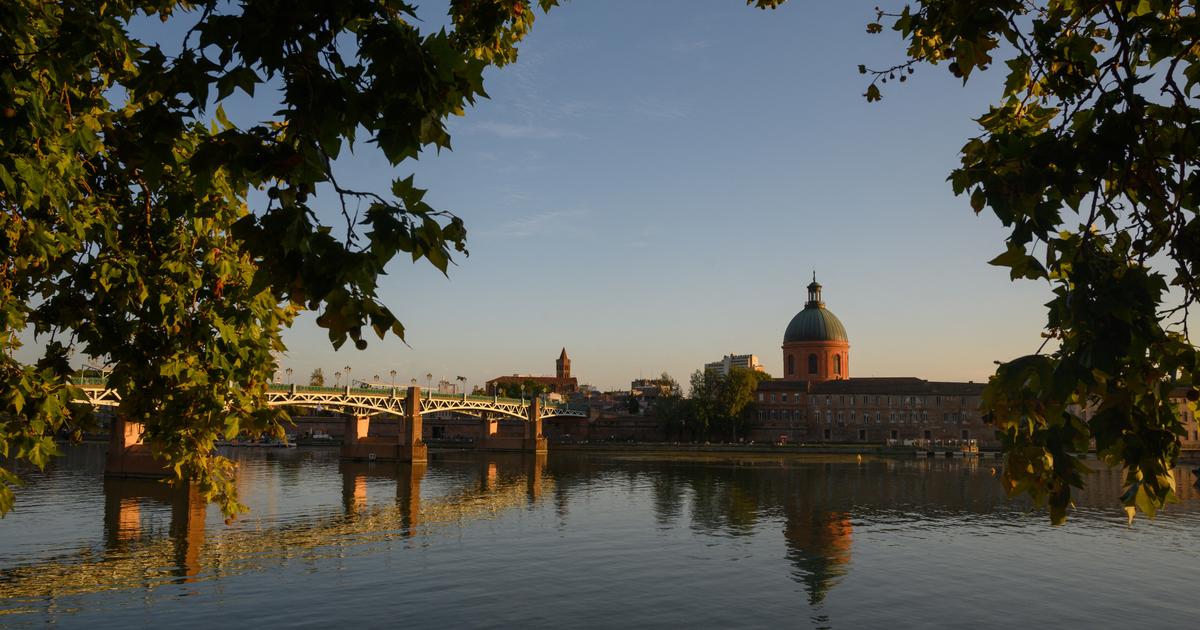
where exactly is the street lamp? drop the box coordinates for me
[390,369,397,387]
[335,371,342,387]
[344,365,351,388]
[286,367,293,384]
[426,372,432,388]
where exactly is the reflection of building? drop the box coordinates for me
[704,354,765,376]
[753,275,990,446]
[486,348,579,395]
[783,509,853,606]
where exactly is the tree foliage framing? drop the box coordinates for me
[865,0,1200,523]
[0,0,561,517]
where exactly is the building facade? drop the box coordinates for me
[753,276,993,446]
[704,354,765,376]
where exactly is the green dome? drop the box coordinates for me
[784,306,848,343]
[784,275,848,343]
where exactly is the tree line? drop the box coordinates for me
[653,368,773,442]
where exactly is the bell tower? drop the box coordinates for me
[556,348,571,379]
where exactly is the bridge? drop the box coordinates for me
[72,378,590,475]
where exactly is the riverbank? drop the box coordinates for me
[547,442,1000,458]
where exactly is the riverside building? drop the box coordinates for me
[751,276,993,447]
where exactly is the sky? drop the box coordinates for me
[76,1,1064,391]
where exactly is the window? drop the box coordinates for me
[890,429,899,440]
[808,354,818,374]
[961,429,970,440]
[834,354,842,375]
[782,393,789,403]
[823,428,831,440]
[858,429,867,441]
[757,392,763,402]
[786,354,795,375]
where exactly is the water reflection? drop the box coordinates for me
[2,447,1199,626]
[338,461,425,534]
[102,478,206,582]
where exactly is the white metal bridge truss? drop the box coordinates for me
[74,383,587,422]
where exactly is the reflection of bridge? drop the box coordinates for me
[73,378,588,475]
[0,454,552,604]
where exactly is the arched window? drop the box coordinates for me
[786,354,795,375]
[834,354,842,376]
[808,354,818,374]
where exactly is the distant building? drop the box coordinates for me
[486,348,579,395]
[753,275,993,446]
[630,377,677,398]
[704,354,765,377]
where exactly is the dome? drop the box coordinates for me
[783,274,848,343]
[784,307,848,343]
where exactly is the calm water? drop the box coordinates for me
[2,445,1199,628]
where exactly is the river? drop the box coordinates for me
[1,444,1198,628]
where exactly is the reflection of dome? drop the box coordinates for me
[784,511,853,606]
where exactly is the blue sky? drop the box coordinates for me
[266,0,1053,391]
[59,1,1060,391]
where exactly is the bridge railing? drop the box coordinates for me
[72,379,589,414]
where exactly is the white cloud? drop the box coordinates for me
[471,121,583,140]
[477,208,589,239]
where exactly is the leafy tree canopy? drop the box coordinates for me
[866,0,1200,523]
[0,0,568,517]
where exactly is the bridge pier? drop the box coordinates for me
[105,416,170,478]
[525,397,548,454]
[478,413,498,446]
[340,386,427,462]
[474,400,548,453]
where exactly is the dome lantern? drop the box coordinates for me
[806,271,824,309]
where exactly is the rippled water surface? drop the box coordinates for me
[3,445,1200,628]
